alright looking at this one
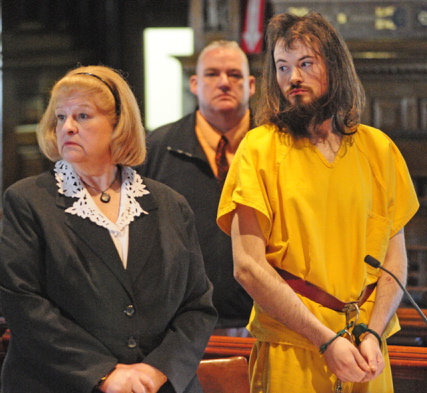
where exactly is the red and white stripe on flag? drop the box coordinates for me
[241,0,266,54]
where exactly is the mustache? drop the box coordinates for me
[285,83,313,96]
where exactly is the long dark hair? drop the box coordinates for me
[255,12,365,135]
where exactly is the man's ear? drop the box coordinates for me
[248,75,256,98]
[189,75,198,96]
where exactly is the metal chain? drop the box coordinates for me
[335,304,361,392]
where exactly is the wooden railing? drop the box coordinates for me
[388,308,427,346]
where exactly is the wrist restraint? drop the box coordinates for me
[352,323,382,348]
[319,327,348,354]
[319,323,382,354]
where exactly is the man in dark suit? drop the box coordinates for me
[140,40,256,335]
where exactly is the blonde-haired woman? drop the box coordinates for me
[0,65,217,393]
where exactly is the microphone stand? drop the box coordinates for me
[364,255,427,325]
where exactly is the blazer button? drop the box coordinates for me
[124,304,135,317]
[127,337,138,348]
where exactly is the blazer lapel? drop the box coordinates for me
[56,178,159,287]
[57,193,132,294]
[126,190,159,281]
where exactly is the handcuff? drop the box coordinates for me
[318,304,382,393]
[319,304,382,354]
[352,323,382,348]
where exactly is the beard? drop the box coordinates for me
[276,93,333,139]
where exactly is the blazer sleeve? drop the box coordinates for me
[0,184,117,392]
[141,193,218,393]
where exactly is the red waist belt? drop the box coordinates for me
[275,268,377,313]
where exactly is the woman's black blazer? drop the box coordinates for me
[0,170,217,393]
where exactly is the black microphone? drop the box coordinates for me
[364,255,427,325]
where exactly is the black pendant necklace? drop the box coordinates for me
[81,170,119,203]
[100,191,112,203]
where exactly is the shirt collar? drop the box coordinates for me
[195,109,251,153]
[55,160,149,231]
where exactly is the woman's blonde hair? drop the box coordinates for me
[37,65,146,166]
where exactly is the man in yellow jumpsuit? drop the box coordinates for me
[217,12,419,393]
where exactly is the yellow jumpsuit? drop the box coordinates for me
[217,124,419,393]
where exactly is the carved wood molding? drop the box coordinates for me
[355,61,427,78]
[189,0,242,52]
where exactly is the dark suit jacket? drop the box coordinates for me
[0,170,217,393]
[139,112,253,328]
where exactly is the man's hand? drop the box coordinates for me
[358,333,385,382]
[323,336,371,383]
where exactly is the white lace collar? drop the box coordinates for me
[55,160,150,231]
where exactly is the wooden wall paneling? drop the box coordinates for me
[372,97,404,133]
[370,96,419,135]
[394,138,427,178]
[360,78,427,137]
[2,72,20,194]
[401,97,420,132]
[360,96,372,126]
[420,98,427,132]
[189,0,242,52]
